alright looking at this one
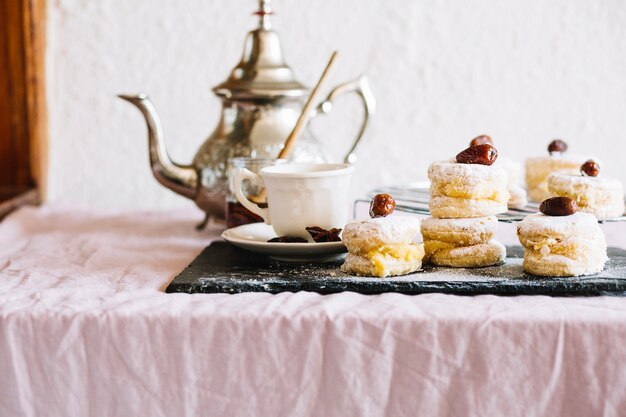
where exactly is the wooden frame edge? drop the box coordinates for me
[23,0,48,202]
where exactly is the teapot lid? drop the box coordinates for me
[213,0,308,100]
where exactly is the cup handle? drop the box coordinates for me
[234,168,270,224]
[310,75,376,164]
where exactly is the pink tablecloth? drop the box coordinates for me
[2,206,626,417]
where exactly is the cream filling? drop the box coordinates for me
[430,179,509,203]
[364,244,425,277]
[520,234,607,264]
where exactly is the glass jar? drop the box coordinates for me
[225,157,287,228]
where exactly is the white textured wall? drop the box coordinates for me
[47,0,626,211]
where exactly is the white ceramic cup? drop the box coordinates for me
[234,163,354,240]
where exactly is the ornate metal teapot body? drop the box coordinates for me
[119,0,375,227]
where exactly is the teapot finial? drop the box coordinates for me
[255,0,272,30]
[213,0,308,99]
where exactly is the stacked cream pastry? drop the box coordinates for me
[341,194,425,278]
[517,197,607,276]
[470,135,527,209]
[525,139,586,202]
[423,144,509,267]
[547,160,625,220]
[421,216,503,267]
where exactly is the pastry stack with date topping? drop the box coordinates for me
[422,141,509,267]
[517,196,607,276]
[341,194,425,277]
[547,159,625,220]
[525,139,587,202]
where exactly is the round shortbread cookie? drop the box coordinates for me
[517,212,607,276]
[421,216,497,246]
[342,216,421,255]
[425,239,506,268]
[429,195,508,218]
[508,184,528,209]
[430,179,510,202]
[517,212,602,242]
[522,246,606,277]
[429,161,509,201]
[429,160,509,183]
[340,250,423,278]
[525,155,585,202]
[547,173,625,220]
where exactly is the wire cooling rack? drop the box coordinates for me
[355,183,626,223]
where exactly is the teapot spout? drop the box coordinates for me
[118,94,198,201]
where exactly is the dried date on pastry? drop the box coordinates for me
[581,160,600,177]
[539,197,577,216]
[305,226,342,242]
[369,193,396,218]
[469,134,493,147]
[548,139,568,155]
[268,236,308,243]
[456,144,498,165]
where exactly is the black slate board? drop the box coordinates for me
[166,242,626,297]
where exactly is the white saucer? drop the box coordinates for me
[221,223,347,262]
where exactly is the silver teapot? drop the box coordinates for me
[119,0,375,228]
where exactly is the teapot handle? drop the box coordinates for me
[311,75,376,164]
